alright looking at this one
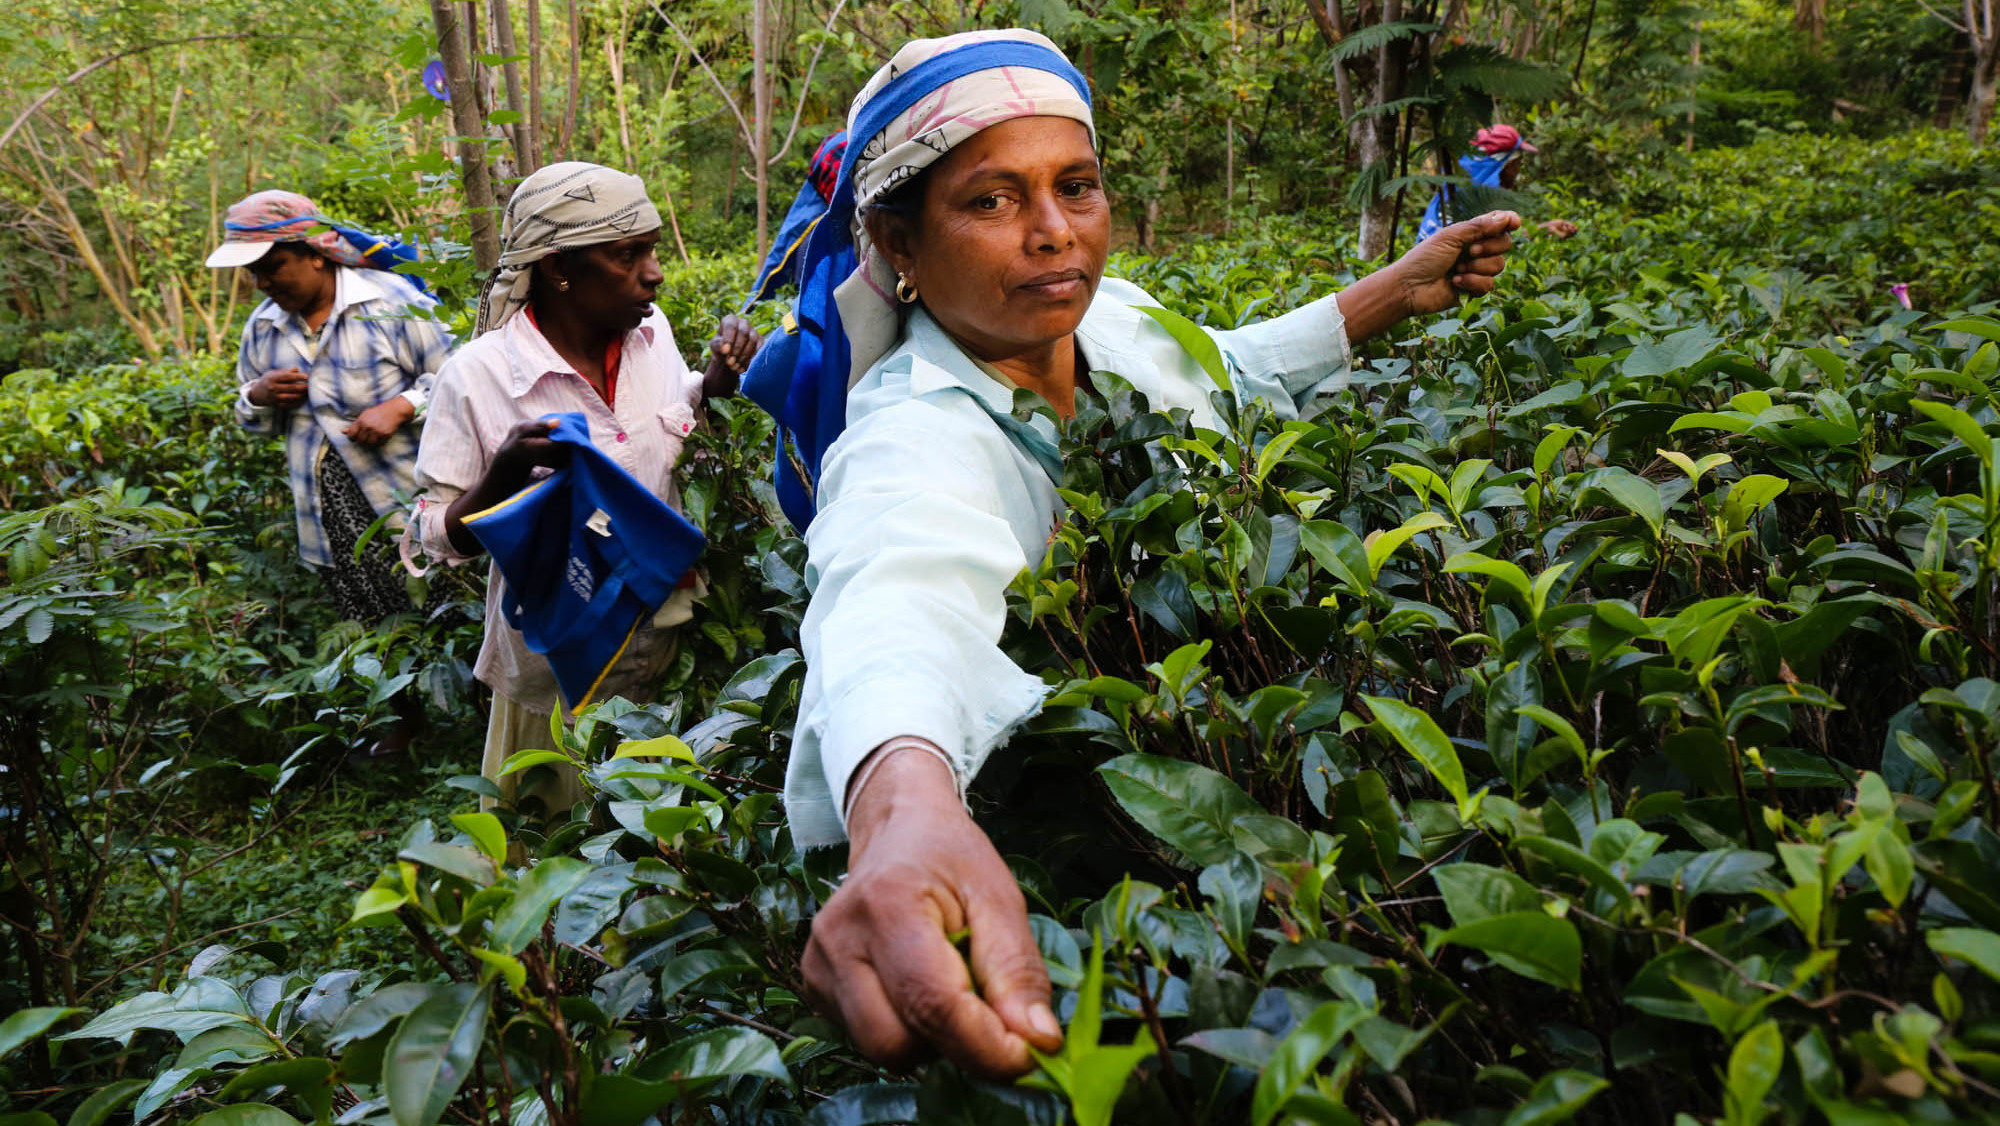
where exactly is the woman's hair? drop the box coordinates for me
[861,165,937,225]
[859,165,938,264]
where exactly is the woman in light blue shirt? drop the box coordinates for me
[752,29,1523,1078]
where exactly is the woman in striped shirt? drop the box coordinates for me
[405,162,756,816]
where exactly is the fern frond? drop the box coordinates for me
[1344,95,1442,125]
[1328,21,1439,62]
[1434,45,1565,102]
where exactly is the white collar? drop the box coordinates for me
[252,264,395,326]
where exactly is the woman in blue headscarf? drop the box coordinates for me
[756,29,1521,1077]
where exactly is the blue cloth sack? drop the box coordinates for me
[742,132,848,312]
[739,41,1091,531]
[462,412,706,714]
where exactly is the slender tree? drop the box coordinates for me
[492,0,535,173]
[1920,0,1996,141]
[429,0,502,271]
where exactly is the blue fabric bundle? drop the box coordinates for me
[738,41,1091,531]
[462,413,707,714]
[741,131,848,313]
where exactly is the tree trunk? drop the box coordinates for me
[1971,0,1998,142]
[1685,24,1701,152]
[527,0,543,167]
[1793,0,1826,51]
[1572,0,1598,88]
[1354,115,1396,260]
[1356,0,1408,261]
[1304,0,1354,122]
[607,28,629,167]
[564,0,581,158]
[430,0,503,271]
[492,0,534,173]
[751,0,772,262]
[1307,0,1411,259]
[1973,39,1997,143]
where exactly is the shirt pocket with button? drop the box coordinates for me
[657,403,697,468]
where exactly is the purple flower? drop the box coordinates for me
[1891,283,1911,310]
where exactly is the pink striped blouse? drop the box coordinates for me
[405,308,703,715]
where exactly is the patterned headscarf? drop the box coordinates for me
[209,190,372,269]
[477,162,662,335]
[833,29,1096,384]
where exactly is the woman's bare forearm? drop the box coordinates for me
[1334,265,1413,347]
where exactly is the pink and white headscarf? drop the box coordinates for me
[207,190,371,269]
[833,29,1096,383]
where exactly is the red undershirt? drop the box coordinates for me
[526,307,623,407]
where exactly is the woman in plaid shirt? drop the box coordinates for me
[210,190,453,619]
[209,190,454,753]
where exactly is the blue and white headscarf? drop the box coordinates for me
[741,29,1094,529]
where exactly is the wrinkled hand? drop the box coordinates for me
[1394,210,1522,317]
[486,418,569,493]
[802,747,1063,1078]
[344,397,417,446]
[250,368,308,410]
[1539,219,1579,240]
[702,314,761,399]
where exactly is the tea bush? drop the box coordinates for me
[5,130,2000,1126]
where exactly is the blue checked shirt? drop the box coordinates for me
[234,266,455,567]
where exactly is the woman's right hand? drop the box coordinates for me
[441,418,571,558]
[249,368,308,409]
[487,418,569,491]
[802,747,1063,1078]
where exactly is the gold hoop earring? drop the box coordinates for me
[895,274,917,304]
[555,279,570,292]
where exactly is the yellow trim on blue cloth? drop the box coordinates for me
[463,475,556,526]
[570,610,646,716]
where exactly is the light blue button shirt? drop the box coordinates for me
[785,276,1353,847]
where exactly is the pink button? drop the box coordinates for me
[615,432,628,442]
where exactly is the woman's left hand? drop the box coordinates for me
[702,314,762,399]
[345,397,418,446]
[1395,210,1522,317]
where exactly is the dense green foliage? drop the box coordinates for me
[5,128,2000,1126]
[3,0,1986,365]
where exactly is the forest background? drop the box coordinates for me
[6,1,2000,1126]
[0,0,1991,364]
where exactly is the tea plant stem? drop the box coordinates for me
[1392,834,1478,893]
[398,906,464,981]
[485,1010,515,1126]
[1133,960,1197,1124]
[1224,577,1279,685]
[1118,579,1151,667]
[1360,1080,1406,1126]
[702,769,781,794]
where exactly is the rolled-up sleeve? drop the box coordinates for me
[785,402,1050,848]
[396,309,455,416]
[234,329,280,435]
[403,359,486,569]
[1210,292,1353,419]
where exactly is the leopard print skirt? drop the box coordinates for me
[317,451,425,624]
